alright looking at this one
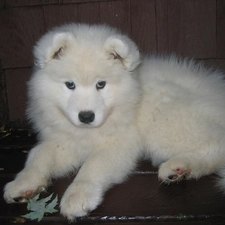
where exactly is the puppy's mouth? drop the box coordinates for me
[69,117,105,129]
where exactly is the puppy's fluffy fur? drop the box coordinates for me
[4,24,225,220]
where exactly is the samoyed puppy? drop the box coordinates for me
[4,23,225,220]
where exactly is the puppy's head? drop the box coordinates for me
[28,24,141,130]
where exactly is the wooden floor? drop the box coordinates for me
[0,130,225,225]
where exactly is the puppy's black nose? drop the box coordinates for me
[78,111,95,124]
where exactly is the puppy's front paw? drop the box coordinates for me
[158,159,191,184]
[4,176,47,203]
[60,183,102,221]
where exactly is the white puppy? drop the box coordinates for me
[4,23,225,221]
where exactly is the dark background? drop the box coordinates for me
[0,0,225,125]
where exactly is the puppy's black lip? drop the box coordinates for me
[13,196,25,202]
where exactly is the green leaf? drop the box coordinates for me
[27,193,40,210]
[22,211,45,222]
[45,195,58,214]
[33,193,41,201]
[29,201,45,213]
[22,193,58,222]
[38,193,53,204]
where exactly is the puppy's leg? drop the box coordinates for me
[158,151,223,184]
[60,147,137,221]
[4,141,79,203]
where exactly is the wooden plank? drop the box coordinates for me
[130,0,156,54]
[4,0,109,7]
[1,145,225,224]
[43,4,79,30]
[0,150,28,175]
[2,145,224,220]
[99,0,131,35]
[5,68,32,121]
[0,0,5,9]
[157,0,217,58]
[100,175,224,217]
[0,64,8,123]
[0,7,44,69]
[1,146,225,220]
[78,2,100,24]
[156,0,169,54]
[63,0,107,5]
[1,171,225,223]
[217,0,225,58]
[3,0,42,7]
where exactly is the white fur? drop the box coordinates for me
[4,23,225,220]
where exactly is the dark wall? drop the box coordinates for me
[0,0,225,125]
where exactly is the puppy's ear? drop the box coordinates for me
[34,32,74,68]
[104,36,140,71]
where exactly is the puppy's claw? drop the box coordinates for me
[168,175,178,180]
[13,196,27,203]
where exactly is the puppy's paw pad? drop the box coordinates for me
[167,168,188,182]
[158,160,191,184]
[175,168,185,175]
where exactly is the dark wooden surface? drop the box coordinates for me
[0,0,225,123]
[0,131,225,224]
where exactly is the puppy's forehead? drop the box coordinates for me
[74,44,104,60]
[63,49,108,85]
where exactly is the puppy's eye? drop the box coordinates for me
[96,81,106,90]
[65,81,75,90]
